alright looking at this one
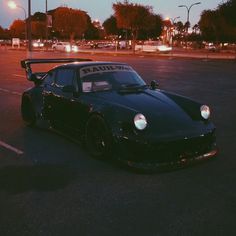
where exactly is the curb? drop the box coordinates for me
[4,47,236,60]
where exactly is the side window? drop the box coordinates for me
[43,70,56,86]
[55,68,76,88]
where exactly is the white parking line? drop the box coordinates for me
[0,87,21,96]
[0,140,24,155]
[11,91,22,96]
[13,74,25,78]
[0,88,10,93]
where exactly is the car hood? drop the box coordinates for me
[91,89,214,138]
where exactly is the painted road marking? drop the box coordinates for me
[11,91,21,96]
[0,140,24,155]
[0,88,10,93]
[0,87,21,96]
[13,74,25,78]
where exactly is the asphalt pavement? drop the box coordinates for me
[0,49,236,236]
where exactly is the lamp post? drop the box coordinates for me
[8,0,32,53]
[8,1,27,41]
[178,2,201,34]
[45,0,48,47]
[28,0,32,52]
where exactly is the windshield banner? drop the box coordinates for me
[80,64,133,78]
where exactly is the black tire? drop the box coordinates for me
[85,115,112,159]
[21,97,36,127]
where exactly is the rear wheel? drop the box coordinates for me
[21,97,36,127]
[85,115,112,159]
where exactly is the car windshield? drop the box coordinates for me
[80,65,146,93]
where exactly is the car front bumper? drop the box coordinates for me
[124,148,218,171]
[114,130,217,170]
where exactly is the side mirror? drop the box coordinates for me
[150,80,159,90]
[62,85,76,93]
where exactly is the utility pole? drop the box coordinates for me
[178,2,201,34]
[27,0,32,53]
[45,0,48,50]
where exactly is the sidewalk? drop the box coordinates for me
[79,48,236,60]
[3,45,236,60]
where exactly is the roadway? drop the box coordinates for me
[0,49,236,235]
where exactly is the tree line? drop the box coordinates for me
[0,0,236,44]
[199,0,236,42]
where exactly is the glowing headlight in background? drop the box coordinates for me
[72,46,79,52]
[134,113,147,130]
[65,45,71,52]
[200,105,210,120]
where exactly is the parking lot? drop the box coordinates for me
[0,49,236,235]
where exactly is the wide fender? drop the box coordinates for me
[21,87,44,117]
[89,103,138,139]
[162,91,206,121]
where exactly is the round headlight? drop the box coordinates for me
[134,113,147,130]
[200,105,210,120]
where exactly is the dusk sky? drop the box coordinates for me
[0,0,223,29]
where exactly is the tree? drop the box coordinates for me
[32,12,46,22]
[103,15,119,36]
[9,19,25,39]
[218,0,236,41]
[103,15,128,40]
[0,26,4,38]
[31,12,46,39]
[83,15,104,40]
[199,10,220,42]
[53,7,88,41]
[138,14,162,39]
[0,26,9,39]
[199,0,236,42]
[192,24,200,34]
[32,21,46,39]
[175,21,184,35]
[113,1,154,51]
[219,0,236,27]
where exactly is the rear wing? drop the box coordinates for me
[21,58,92,81]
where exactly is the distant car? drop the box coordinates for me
[205,43,218,52]
[20,58,217,170]
[32,40,44,48]
[52,42,78,52]
[135,41,172,53]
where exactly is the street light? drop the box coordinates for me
[8,0,32,53]
[178,2,201,33]
[8,1,27,41]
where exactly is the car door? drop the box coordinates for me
[43,67,91,136]
[41,69,57,121]
[47,68,76,129]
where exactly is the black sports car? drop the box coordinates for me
[21,58,217,170]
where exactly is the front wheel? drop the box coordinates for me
[85,115,112,159]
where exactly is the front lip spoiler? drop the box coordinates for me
[124,149,218,172]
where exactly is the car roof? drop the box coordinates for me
[54,61,128,69]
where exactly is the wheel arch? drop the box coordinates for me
[21,89,44,119]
